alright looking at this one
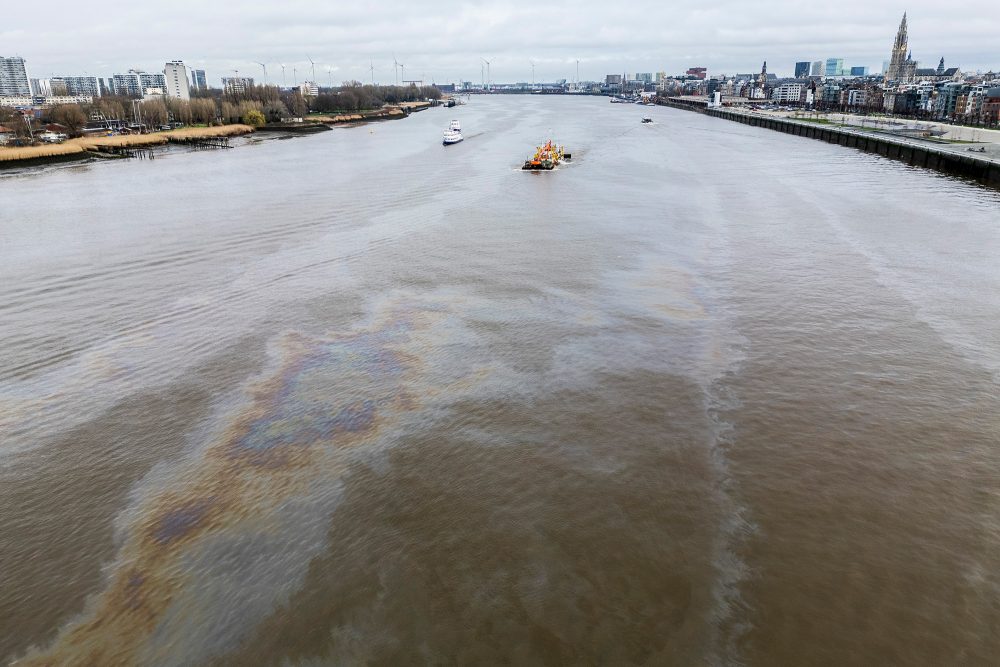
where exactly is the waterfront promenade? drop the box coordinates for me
[662,96,1000,188]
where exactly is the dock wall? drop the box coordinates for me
[658,99,1000,190]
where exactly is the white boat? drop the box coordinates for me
[449,120,461,131]
[443,120,463,145]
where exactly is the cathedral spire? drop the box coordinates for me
[885,12,910,81]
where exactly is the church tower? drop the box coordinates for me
[885,13,909,81]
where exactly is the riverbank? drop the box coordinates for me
[0,125,255,168]
[657,97,1000,190]
[307,106,409,125]
[0,104,420,169]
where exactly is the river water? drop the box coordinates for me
[1,96,999,665]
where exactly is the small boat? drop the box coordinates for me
[443,120,463,145]
[641,117,652,123]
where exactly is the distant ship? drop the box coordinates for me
[443,120,463,145]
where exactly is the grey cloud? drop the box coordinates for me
[3,0,997,84]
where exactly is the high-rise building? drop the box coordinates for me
[112,70,167,97]
[0,56,31,96]
[222,77,255,96]
[164,61,190,100]
[811,61,823,76]
[635,72,653,83]
[191,69,207,91]
[795,61,811,78]
[686,67,707,80]
[825,58,845,77]
[52,76,101,97]
[30,78,52,96]
[850,66,869,77]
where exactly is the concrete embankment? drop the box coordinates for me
[658,99,1000,190]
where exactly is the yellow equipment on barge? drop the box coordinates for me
[522,140,572,170]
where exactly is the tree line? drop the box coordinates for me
[1,82,443,142]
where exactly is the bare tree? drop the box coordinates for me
[48,104,88,136]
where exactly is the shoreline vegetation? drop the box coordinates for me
[1,81,442,169]
[0,102,431,168]
[0,125,254,165]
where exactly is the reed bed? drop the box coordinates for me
[0,124,255,163]
[0,143,86,162]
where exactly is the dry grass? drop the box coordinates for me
[0,124,256,163]
[309,109,405,124]
[0,143,85,162]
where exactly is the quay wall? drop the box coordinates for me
[658,99,1000,190]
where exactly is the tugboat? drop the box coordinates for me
[443,120,463,145]
[522,140,571,170]
[641,116,652,123]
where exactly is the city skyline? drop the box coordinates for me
[3,1,998,86]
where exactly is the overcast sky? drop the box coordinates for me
[3,1,998,85]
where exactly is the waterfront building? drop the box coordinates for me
[0,56,31,96]
[981,87,1000,125]
[825,58,845,77]
[795,61,811,78]
[636,72,653,84]
[164,61,190,100]
[772,82,804,104]
[934,82,967,119]
[191,69,207,91]
[847,89,869,108]
[811,61,823,76]
[222,76,255,96]
[850,66,869,77]
[605,74,622,86]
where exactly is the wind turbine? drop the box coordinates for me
[369,59,375,85]
[576,59,580,86]
[254,61,267,85]
[481,58,491,90]
[327,66,333,87]
[307,55,316,83]
[399,61,406,85]
[280,63,286,87]
[529,59,535,87]
[392,54,400,85]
